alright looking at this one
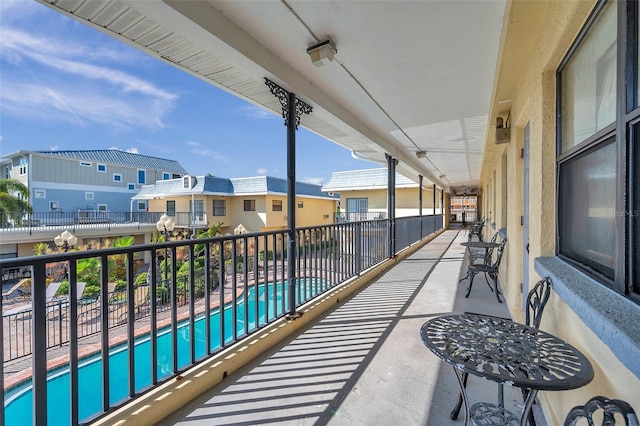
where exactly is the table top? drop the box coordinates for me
[460,241,500,249]
[420,314,594,391]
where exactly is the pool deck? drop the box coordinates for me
[156,228,546,426]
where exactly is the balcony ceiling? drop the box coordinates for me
[38,0,509,194]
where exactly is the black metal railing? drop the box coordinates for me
[335,211,387,222]
[0,215,443,425]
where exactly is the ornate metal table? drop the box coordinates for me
[420,314,594,426]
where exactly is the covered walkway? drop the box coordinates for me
[159,229,537,425]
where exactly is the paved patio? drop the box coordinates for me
[158,229,544,426]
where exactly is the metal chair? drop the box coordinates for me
[468,229,501,265]
[564,396,639,426]
[464,232,507,303]
[451,278,553,425]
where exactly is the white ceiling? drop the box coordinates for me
[38,0,506,193]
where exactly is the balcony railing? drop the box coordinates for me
[0,211,207,233]
[0,214,443,425]
[335,211,387,222]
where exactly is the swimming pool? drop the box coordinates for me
[4,278,325,425]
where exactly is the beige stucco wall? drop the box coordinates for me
[147,194,336,234]
[480,0,640,421]
[338,186,437,217]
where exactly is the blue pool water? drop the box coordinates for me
[3,279,323,425]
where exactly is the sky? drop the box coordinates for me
[0,0,377,186]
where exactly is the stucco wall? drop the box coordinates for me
[482,0,640,421]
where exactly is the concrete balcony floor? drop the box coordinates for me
[158,229,543,426]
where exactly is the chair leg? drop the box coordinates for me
[450,372,468,420]
[465,272,477,298]
[490,272,502,303]
[522,389,537,426]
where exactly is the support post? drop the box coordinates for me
[433,184,437,234]
[265,78,312,319]
[419,175,423,239]
[386,155,397,257]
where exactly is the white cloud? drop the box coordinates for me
[256,168,268,175]
[0,22,177,131]
[302,177,323,185]
[50,145,59,151]
[190,147,231,165]
[126,147,139,154]
[242,105,276,120]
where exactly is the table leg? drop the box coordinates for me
[520,389,538,426]
[454,368,470,426]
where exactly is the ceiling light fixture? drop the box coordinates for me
[307,38,337,67]
[416,151,427,159]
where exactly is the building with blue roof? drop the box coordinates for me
[1,149,187,214]
[134,175,339,233]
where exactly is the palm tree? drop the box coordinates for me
[0,178,32,227]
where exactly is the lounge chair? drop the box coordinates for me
[3,282,63,317]
[2,278,30,300]
[113,285,150,324]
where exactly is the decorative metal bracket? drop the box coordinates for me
[265,78,312,129]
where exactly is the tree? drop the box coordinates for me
[0,178,33,226]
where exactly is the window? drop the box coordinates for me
[244,200,256,211]
[213,199,226,216]
[97,164,107,172]
[138,169,146,184]
[172,173,181,179]
[346,197,369,221]
[137,201,146,211]
[97,204,107,212]
[3,166,9,179]
[163,173,170,180]
[34,189,46,198]
[85,192,94,200]
[50,201,59,211]
[297,201,304,208]
[80,161,91,167]
[272,200,283,211]
[183,176,192,189]
[558,0,639,300]
[19,158,27,175]
[113,174,122,182]
[166,200,176,216]
[128,183,135,190]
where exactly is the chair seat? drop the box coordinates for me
[470,402,520,426]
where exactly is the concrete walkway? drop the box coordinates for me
[157,229,530,426]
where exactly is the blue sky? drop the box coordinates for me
[0,0,376,185]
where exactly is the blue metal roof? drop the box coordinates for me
[134,175,337,199]
[321,168,417,191]
[36,150,188,174]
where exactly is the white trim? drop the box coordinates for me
[113,173,123,182]
[128,183,136,190]
[79,161,92,167]
[85,192,94,200]
[97,163,107,172]
[49,201,59,211]
[137,169,146,184]
[30,180,138,194]
[97,204,108,211]
[34,189,46,198]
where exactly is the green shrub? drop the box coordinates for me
[258,250,274,261]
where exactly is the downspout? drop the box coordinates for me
[433,184,437,233]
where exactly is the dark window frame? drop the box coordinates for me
[244,199,256,212]
[272,199,283,212]
[212,199,226,216]
[556,0,639,302]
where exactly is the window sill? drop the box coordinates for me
[535,256,640,378]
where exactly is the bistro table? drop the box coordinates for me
[420,313,594,426]
[460,240,501,260]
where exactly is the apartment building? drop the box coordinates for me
[135,174,339,234]
[1,150,187,214]
[321,168,443,221]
